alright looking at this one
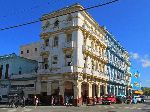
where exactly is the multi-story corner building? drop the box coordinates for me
[37,4,108,105]
[20,42,41,61]
[0,53,38,99]
[104,28,131,96]
[130,68,143,95]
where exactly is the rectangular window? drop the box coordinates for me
[21,51,23,54]
[35,48,37,51]
[44,64,48,69]
[27,50,29,53]
[66,34,72,42]
[54,36,58,47]
[43,58,48,69]
[45,39,49,46]
[5,64,9,79]
[0,65,3,79]
[53,56,58,64]
[65,53,72,66]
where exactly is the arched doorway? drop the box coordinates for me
[64,81,74,105]
[81,82,89,104]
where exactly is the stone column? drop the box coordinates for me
[104,83,108,94]
[97,84,101,97]
[97,84,101,103]
[35,79,41,95]
[74,81,82,106]
[88,83,93,104]
[59,80,64,105]
[47,81,52,95]
[113,86,115,95]
[116,86,118,96]
[124,86,127,96]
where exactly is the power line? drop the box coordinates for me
[0,0,58,19]
[0,0,119,31]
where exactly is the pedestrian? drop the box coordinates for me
[51,96,54,106]
[35,97,39,108]
[129,95,132,104]
[65,96,69,106]
[22,96,26,107]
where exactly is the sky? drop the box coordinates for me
[0,0,150,87]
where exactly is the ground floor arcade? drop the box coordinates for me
[34,73,108,106]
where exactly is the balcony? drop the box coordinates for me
[40,45,50,55]
[83,68,92,75]
[10,73,36,79]
[62,66,74,73]
[62,41,74,51]
[38,69,51,74]
[64,21,74,28]
[83,45,99,57]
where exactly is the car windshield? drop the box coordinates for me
[140,96,145,98]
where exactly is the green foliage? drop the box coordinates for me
[141,87,150,95]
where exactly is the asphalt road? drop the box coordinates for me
[0,100,150,112]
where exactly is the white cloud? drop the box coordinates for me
[145,80,150,82]
[130,52,139,60]
[130,52,150,68]
[141,59,150,68]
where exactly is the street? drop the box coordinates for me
[0,100,150,112]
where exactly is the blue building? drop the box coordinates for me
[0,53,38,98]
[103,27,131,96]
[130,67,142,95]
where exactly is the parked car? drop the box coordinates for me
[116,95,126,104]
[102,94,116,105]
[140,95,145,103]
[134,96,142,103]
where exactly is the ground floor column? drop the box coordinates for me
[74,81,82,106]
[97,83,101,103]
[124,86,127,96]
[116,86,118,96]
[97,83,101,97]
[47,81,52,95]
[104,83,108,94]
[88,83,93,104]
[35,80,41,95]
[59,80,64,105]
[113,86,115,95]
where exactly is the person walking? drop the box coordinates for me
[35,97,39,108]
[51,96,54,106]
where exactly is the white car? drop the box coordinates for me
[134,96,142,103]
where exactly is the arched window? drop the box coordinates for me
[54,20,59,27]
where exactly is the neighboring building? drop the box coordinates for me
[104,28,132,96]
[20,42,41,61]
[0,53,38,99]
[130,67,143,95]
[37,3,109,105]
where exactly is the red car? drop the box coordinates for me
[102,94,116,105]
